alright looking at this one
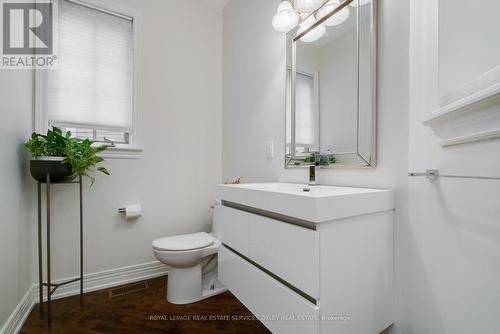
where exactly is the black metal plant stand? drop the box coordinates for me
[37,174,84,326]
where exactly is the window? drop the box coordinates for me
[286,68,319,155]
[36,0,139,153]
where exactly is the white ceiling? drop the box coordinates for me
[199,0,231,10]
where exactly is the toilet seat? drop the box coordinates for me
[152,232,223,304]
[153,232,214,251]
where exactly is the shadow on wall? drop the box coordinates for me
[434,181,500,256]
[399,180,448,334]
[404,176,500,333]
[402,218,446,334]
[17,142,29,179]
[17,140,33,288]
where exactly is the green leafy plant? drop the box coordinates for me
[304,155,315,163]
[303,154,337,165]
[25,127,67,157]
[25,127,110,185]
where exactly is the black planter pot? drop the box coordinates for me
[30,157,76,183]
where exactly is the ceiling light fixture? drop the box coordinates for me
[294,0,325,14]
[317,0,350,27]
[272,0,353,41]
[297,16,326,43]
[272,1,300,33]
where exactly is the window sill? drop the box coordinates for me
[99,146,143,159]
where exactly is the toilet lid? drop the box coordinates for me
[153,232,214,251]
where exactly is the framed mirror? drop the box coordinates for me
[285,0,377,168]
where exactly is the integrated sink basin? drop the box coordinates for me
[216,183,394,223]
[215,182,395,333]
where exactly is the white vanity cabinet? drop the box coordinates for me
[214,183,394,334]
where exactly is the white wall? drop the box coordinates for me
[0,71,33,327]
[439,0,500,101]
[402,0,500,332]
[34,0,223,281]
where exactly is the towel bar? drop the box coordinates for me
[408,170,500,181]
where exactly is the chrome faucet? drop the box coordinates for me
[308,152,321,186]
[309,165,316,185]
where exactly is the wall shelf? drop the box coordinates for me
[423,84,500,147]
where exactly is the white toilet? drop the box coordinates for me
[152,232,224,304]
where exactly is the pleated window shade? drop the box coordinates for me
[48,0,133,132]
[286,69,317,148]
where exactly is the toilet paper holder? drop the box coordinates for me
[118,204,142,219]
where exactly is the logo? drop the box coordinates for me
[1,0,58,69]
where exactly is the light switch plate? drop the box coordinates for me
[265,141,274,158]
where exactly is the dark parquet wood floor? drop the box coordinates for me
[21,276,271,334]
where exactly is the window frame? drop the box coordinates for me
[285,65,320,156]
[34,0,142,159]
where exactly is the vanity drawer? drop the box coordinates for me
[219,245,319,334]
[214,205,319,299]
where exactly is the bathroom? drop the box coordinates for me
[1,0,499,333]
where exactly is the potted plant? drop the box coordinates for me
[25,127,110,184]
[303,153,337,165]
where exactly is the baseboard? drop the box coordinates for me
[32,260,169,302]
[0,261,169,334]
[0,289,35,334]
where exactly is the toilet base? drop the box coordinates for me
[201,266,227,300]
[166,265,227,305]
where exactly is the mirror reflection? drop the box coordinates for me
[285,0,376,168]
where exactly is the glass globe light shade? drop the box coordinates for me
[317,1,350,27]
[297,17,326,43]
[295,0,324,13]
[272,1,300,33]
[277,0,294,12]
